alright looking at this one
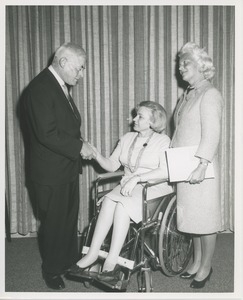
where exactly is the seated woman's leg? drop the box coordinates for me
[102,202,130,272]
[77,197,117,268]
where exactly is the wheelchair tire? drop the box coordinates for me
[158,195,193,276]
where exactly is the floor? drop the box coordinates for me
[4,233,236,299]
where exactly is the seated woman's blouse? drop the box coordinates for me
[109,132,170,175]
[102,132,173,223]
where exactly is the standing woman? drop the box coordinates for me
[171,42,223,288]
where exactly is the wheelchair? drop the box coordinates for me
[67,171,193,292]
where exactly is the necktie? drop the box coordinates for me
[62,84,78,119]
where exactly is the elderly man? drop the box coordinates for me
[24,42,92,289]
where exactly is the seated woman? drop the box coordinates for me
[71,101,173,282]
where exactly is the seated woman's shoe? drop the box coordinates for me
[66,263,99,280]
[97,264,121,282]
[66,264,88,276]
[68,264,83,273]
[180,271,197,279]
[190,268,213,289]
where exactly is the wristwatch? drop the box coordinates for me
[200,161,208,167]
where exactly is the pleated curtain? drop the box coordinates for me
[5,5,235,235]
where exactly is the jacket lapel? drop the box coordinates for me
[46,69,81,125]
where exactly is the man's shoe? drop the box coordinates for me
[42,272,65,290]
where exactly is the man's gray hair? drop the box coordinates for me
[52,42,86,64]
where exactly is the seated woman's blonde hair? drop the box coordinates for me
[136,101,167,133]
[179,42,215,80]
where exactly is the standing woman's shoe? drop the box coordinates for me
[190,268,213,289]
[180,271,197,279]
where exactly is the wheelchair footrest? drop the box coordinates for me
[66,271,98,282]
[82,246,135,270]
[65,263,101,282]
[94,278,129,292]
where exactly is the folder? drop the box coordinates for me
[165,146,214,182]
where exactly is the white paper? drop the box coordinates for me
[165,146,214,182]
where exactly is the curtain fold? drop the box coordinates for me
[5,5,235,235]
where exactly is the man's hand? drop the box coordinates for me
[80,141,94,160]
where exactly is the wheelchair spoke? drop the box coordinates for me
[159,196,193,276]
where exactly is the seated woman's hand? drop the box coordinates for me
[88,143,99,159]
[82,142,99,160]
[120,175,140,197]
[120,175,133,187]
[80,141,93,160]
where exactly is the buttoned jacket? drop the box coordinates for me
[24,68,83,185]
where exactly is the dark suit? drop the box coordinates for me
[24,68,83,275]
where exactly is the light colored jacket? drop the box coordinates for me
[171,80,223,162]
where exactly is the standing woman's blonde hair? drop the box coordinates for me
[179,42,215,80]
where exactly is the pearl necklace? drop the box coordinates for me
[127,132,154,173]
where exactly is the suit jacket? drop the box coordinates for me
[24,68,83,185]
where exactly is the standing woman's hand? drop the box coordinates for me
[187,162,208,184]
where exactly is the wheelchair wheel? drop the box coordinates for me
[158,195,193,276]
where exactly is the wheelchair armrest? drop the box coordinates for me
[141,179,169,225]
[96,170,124,181]
[141,178,170,203]
[143,178,168,188]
